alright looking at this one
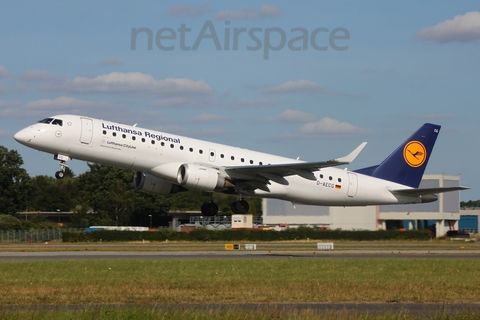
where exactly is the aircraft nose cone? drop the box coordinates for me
[14,129,32,145]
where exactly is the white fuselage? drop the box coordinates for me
[14,115,420,206]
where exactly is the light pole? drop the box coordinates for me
[149,215,152,229]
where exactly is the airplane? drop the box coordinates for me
[14,115,468,215]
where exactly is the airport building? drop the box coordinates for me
[263,174,464,237]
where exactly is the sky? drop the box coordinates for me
[1,1,479,200]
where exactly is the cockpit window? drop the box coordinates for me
[36,118,63,126]
[37,118,54,124]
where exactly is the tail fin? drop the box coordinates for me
[354,123,440,188]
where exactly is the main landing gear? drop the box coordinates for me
[54,154,71,179]
[200,193,250,216]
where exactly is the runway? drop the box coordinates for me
[1,249,480,262]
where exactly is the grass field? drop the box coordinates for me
[1,259,480,302]
[5,259,480,303]
[2,308,480,320]
[1,247,480,319]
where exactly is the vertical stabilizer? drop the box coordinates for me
[354,123,440,188]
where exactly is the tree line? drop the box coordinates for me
[0,146,261,228]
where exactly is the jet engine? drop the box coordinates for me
[177,163,226,191]
[133,171,184,195]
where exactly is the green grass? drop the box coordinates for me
[1,259,480,305]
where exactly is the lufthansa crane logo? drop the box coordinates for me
[403,141,426,168]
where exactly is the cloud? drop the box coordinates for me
[215,4,282,20]
[24,71,212,97]
[189,114,228,123]
[264,80,367,98]
[299,117,372,135]
[263,80,327,94]
[0,96,115,118]
[0,99,21,109]
[2,96,120,118]
[24,96,116,110]
[0,65,9,78]
[148,95,216,108]
[266,109,318,123]
[21,70,65,82]
[99,58,123,66]
[167,4,210,16]
[229,97,282,108]
[416,11,480,43]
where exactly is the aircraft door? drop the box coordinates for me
[80,117,93,144]
[347,172,358,198]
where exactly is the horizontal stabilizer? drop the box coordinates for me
[390,186,469,197]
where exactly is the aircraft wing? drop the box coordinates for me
[224,142,367,182]
[390,186,469,196]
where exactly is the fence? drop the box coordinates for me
[0,229,83,243]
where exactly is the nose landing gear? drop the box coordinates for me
[54,154,71,179]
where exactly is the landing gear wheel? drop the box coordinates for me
[55,171,65,179]
[54,157,69,180]
[231,200,249,214]
[201,202,218,216]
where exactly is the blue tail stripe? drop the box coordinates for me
[354,123,440,188]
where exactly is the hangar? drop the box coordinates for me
[263,175,463,237]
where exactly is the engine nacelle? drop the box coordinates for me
[177,163,225,191]
[133,172,183,195]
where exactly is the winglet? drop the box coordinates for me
[334,142,367,165]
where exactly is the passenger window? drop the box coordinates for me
[199,150,203,154]
[231,156,235,160]
[132,136,136,141]
[113,132,116,137]
[249,160,253,164]
[142,138,145,142]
